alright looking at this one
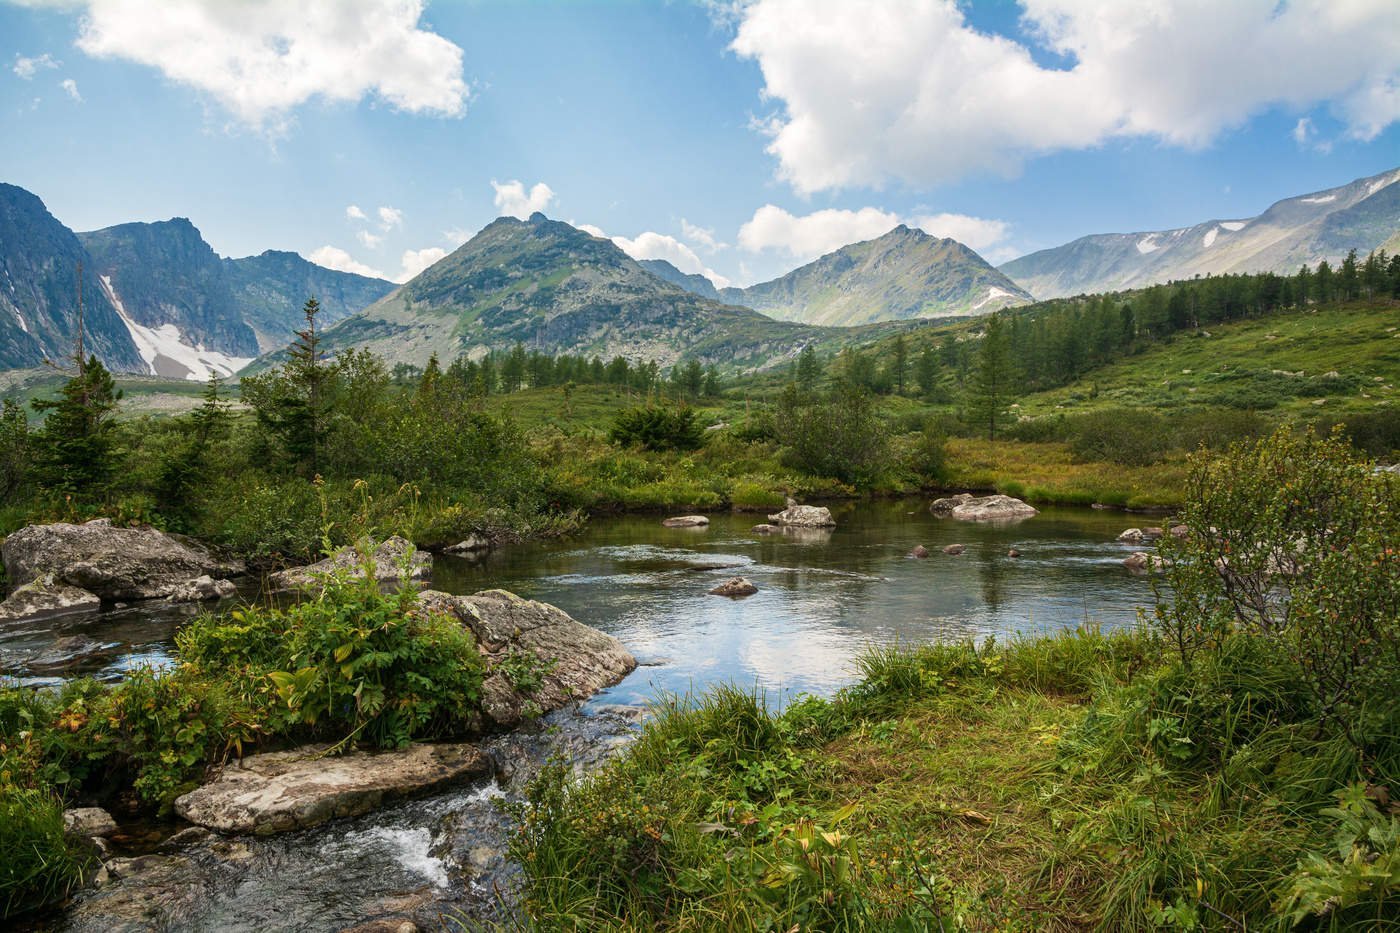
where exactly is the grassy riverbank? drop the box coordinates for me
[508,428,1400,931]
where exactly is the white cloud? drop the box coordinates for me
[442,226,472,247]
[730,0,1400,192]
[356,229,382,249]
[345,204,368,221]
[55,0,469,131]
[681,219,726,253]
[13,52,58,79]
[308,245,384,279]
[376,205,403,230]
[738,203,1013,264]
[59,77,81,101]
[1292,117,1314,145]
[491,179,555,219]
[737,205,901,261]
[397,246,446,282]
[580,223,732,289]
[909,213,1009,252]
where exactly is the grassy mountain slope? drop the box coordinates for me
[719,225,1031,326]
[320,213,826,371]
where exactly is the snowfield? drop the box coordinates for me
[100,275,252,380]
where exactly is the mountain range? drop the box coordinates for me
[1001,166,1400,298]
[0,184,394,379]
[1,166,1397,380]
[319,213,821,370]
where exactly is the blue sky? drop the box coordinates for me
[2,0,1398,286]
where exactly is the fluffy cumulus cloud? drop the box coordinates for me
[345,204,368,221]
[729,0,1400,192]
[580,223,732,289]
[738,204,1012,264]
[491,180,555,219]
[59,77,80,101]
[308,245,383,279]
[42,0,468,131]
[12,52,58,79]
[397,246,446,282]
[376,205,403,230]
[681,219,726,253]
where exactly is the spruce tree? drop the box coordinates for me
[32,354,123,497]
[796,345,821,391]
[966,315,1017,441]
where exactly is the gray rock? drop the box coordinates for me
[443,534,491,554]
[64,806,118,838]
[2,520,244,602]
[930,493,975,514]
[1124,552,1170,573]
[1117,527,1146,543]
[910,545,929,558]
[942,543,966,555]
[174,742,491,835]
[767,505,835,527]
[165,575,237,603]
[751,524,780,534]
[708,577,757,597]
[949,495,1038,522]
[268,536,430,593]
[418,589,637,731]
[1169,524,1190,539]
[0,574,100,623]
[661,515,710,528]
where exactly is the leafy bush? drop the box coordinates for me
[177,561,484,750]
[774,382,890,487]
[1317,408,1400,458]
[1067,408,1172,466]
[1281,784,1400,927]
[609,405,705,452]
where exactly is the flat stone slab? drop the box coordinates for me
[661,515,709,527]
[174,742,490,835]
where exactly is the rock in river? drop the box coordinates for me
[174,742,492,835]
[708,577,757,597]
[930,493,975,514]
[661,515,710,528]
[269,536,430,593]
[0,515,245,610]
[949,495,1038,522]
[418,588,637,731]
[943,544,966,555]
[910,545,929,558]
[64,806,119,838]
[165,575,237,603]
[1123,552,1170,573]
[767,505,835,527]
[0,574,101,623]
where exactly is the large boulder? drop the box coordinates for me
[661,515,709,528]
[174,742,491,835]
[418,589,637,731]
[268,536,430,593]
[949,495,1038,522]
[0,574,101,623]
[1,520,244,603]
[766,505,835,527]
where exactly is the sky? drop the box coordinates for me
[2,0,1398,287]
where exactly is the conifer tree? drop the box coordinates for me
[32,354,122,497]
[966,314,1017,441]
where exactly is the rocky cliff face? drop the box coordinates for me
[0,184,144,372]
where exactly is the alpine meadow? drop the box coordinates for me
[2,2,1400,930]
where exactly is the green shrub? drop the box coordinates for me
[1067,408,1172,466]
[177,562,484,750]
[1317,408,1400,458]
[0,786,91,919]
[609,405,705,452]
[774,382,890,487]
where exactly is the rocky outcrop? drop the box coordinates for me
[949,495,1038,522]
[709,577,757,597]
[268,536,430,593]
[174,742,491,835]
[0,521,244,616]
[0,574,101,623]
[767,505,835,527]
[930,494,975,514]
[661,515,710,528]
[419,589,637,731]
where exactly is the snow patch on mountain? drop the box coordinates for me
[1220,221,1247,231]
[972,285,1017,310]
[1202,228,1218,249]
[100,274,251,380]
[1367,171,1400,197]
[1136,235,1160,254]
[1300,194,1337,204]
